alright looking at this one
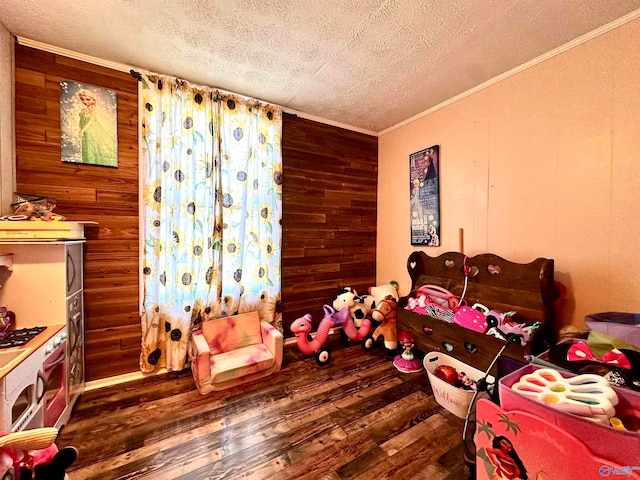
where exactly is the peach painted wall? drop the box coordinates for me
[378,18,640,332]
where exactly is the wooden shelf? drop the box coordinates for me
[0,221,96,241]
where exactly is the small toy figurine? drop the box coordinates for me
[393,331,422,373]
[458,371,478,391]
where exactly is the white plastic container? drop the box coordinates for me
[423,351,493,418]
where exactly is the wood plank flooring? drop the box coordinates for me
[57,337,470,480]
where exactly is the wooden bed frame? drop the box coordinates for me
[397,251,556,372]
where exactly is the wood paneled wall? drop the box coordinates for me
[281,115,378,333]
[14,44,378,381]
[15,44,140,382]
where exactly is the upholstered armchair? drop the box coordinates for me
[188,311,283,395]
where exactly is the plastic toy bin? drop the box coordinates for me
[423,351,493,418]
[499,364,640,467]
[584,312,640,349]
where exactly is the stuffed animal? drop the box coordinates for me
[332,287,371,326]
[332,287,357,313]
[368,281,399,309]
[368,297,398,353]
[0,427,77,480]
[352,295,371,323]
[359,293,375,312]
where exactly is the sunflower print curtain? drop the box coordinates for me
[139,74,282,373]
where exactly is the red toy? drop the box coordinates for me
[435,364,458,385]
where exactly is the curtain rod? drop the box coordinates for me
[129,68,266,105]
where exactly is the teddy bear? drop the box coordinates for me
[332,287,371,326]
[368,281,399,310]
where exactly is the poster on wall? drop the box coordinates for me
[409,145,440,246]
[60,80,118,167]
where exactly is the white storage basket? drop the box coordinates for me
[423,351,494,418]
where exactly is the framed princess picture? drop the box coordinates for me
[409,145,440,246]
[60,80,118,167]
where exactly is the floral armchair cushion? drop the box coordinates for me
[189,311,283,395]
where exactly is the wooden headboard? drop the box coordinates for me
[398,251,556,371]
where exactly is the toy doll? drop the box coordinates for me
[393,331,422,373]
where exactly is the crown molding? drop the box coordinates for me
[16,36,134,73]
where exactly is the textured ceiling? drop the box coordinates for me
[1,1,640,134]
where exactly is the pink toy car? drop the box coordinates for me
[473,303,536,346]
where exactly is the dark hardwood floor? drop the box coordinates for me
[57,337,470,480]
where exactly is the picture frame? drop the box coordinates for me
[60,80,118,167]
[409,145,440,246]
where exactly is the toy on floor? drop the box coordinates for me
[290,306,348,365]
[0,427,77,480]
[332,287,371,326]
[363,297,398,353]
[393,330,422,373]
[368,281,399,309]
[340,309,374,343]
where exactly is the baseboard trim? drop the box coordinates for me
[84,368,169,392]
[85,329,341,391]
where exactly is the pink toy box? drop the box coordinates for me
[498,364,640,467]
[475,399,640,479]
